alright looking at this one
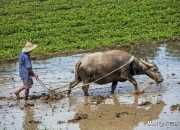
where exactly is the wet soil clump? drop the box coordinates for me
[0,96,6,100]
[57,121,64,124]
[170,104,180,111]
[24,102,35,107]
[90,95,110,104]
[138,101,151,106]
[48,90,64,101]
[29,91,65,103]
[68,114,88,123]
[116,112,129,118]
[0,96,16,100]
[29,120,42,124]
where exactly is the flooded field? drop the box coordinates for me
[0,43,180,130]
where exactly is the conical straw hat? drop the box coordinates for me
[22,42,38,52]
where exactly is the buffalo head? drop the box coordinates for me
[140,59,164,84]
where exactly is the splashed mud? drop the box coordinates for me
[68,114,88,123]
[1,43,180,130]
[170,104,180,111]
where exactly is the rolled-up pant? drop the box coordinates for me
[22,78,33,89]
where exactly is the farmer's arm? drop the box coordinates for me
[24,55,38,78]
[27,68,38,78]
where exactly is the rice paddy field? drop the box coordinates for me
[0,0,180,60]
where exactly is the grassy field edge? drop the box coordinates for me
[0,0,180,61]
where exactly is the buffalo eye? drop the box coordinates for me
[153,68,158,71]
[149,68,157,71]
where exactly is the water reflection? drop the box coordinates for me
[23,105,39,130]
[75,93,165,130]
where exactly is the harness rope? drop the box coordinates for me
[36,78,50,92]
[51,56,134,93]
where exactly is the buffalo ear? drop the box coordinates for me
[145,59,148,62]
[152,62,156,66]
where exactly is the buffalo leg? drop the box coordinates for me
[121,74,138,90]
[68,79,81,95]
[82,82,90,96]
[111,81,118,94]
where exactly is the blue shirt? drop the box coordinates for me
[19,52,32,79]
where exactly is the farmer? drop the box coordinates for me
[14,42,38,100]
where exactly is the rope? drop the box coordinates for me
[36,78,50,92]
[53,56,134,93]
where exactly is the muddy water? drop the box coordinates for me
[0,43,180,130]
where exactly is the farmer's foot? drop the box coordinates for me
[14,91,20,99]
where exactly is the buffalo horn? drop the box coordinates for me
[140,59,154,67]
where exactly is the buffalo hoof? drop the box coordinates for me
[67,92,71,97]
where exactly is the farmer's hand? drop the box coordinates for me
[30,56,36,61]
[34,74,38,78]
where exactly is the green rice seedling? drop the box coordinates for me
[0,0,179,61]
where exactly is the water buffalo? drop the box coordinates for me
[68,50,163,96]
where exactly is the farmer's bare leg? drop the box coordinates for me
[24,89,29,100]
[14,86,25,99]
[111,81,118,94]
[68,79,81,95]
[16,78,33,100]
